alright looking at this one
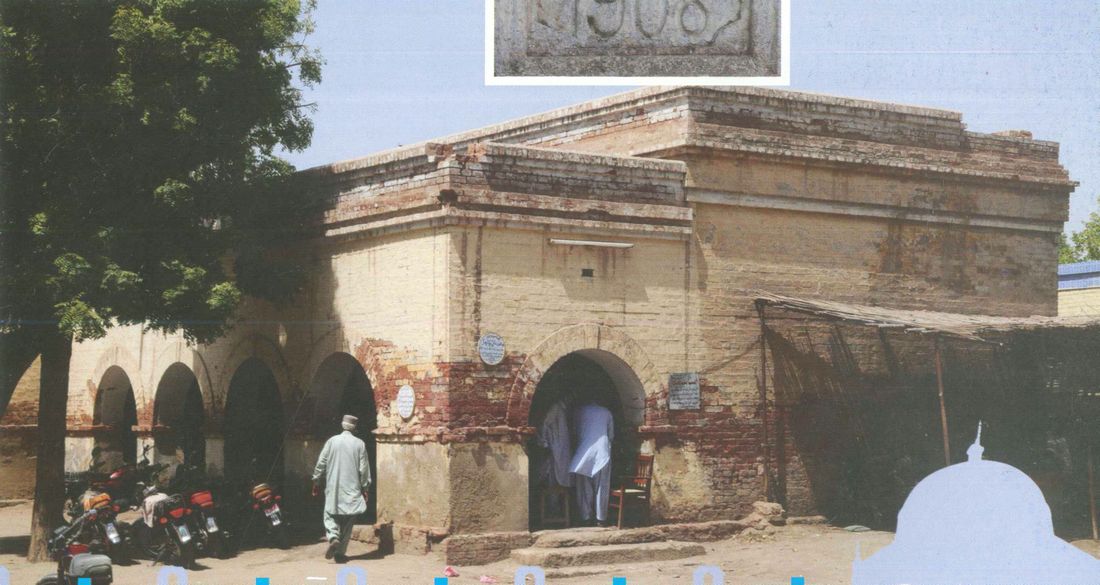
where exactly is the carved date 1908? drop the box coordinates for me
[530,0,749,56]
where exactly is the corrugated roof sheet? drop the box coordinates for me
[755,292,1100,343]
[1058,261,1100,277]
[1058,261,1100,290]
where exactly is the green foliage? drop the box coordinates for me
[1061,197,1100,265]
[1,0,322,343]
[1058,233,1080,264]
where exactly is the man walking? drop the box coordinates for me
[569,400,614,526]
[313,414,372,562]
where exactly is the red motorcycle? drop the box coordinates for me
[132,490,196,569]
[170,465,230,559]
[246,483,289,549]
[36,509,114,585]
[188,488,229,558]
[75,492,127,563]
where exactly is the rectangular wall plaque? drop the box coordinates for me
[668,372,701,410]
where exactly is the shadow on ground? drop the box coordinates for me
[0,536,27,555]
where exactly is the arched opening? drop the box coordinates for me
[309,353,378,522]
[153,363,205,476]
[224,358,285,489]
[93,366,138,472]
[527,350,645,529]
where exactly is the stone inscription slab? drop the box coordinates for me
[528,0,750,57]
[396,385,416,419]
[668,372,701,410]
[478,332,506,365]
[494,0,781,78]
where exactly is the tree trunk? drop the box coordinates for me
[27,330,71,562]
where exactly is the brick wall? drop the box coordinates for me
[1058,288,1100,316]
[0,356,42,499]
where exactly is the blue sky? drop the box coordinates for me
[285,0,1100,232]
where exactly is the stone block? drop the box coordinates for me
[441,531,533,565]
[494,0,781,77]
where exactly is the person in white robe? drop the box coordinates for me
[312,414,372,562]
[569,402,614,525]
[536,399,573,488]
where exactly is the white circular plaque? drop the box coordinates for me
[477,332,505,366]
[396,385,415,420]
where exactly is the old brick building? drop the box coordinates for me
[0,86,1079,559]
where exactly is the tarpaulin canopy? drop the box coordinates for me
[754,292,1100,343]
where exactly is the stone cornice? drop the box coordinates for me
[687,189,1064,234]
[646,126,1076,189]
[318,142,693,242]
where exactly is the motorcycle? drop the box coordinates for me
[131,488,196,569]
[66,445,164,516]
[36,509,114,585]
[170,464,230,559]
[105,444,169,504]
[74,492,129,563]
[245,482,289,550]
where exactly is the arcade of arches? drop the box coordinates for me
[70,352,383,527]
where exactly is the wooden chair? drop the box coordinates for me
[609,454,654,528]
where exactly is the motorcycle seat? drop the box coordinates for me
[66,553,112,584]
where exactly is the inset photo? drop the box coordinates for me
[488,0,788,85]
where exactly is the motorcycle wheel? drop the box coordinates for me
[272,523,290,550]
[34,574,60,585]
[206,530,230,559]
[170,536,196,570]
[130,522,159,561]
[101,524,130,564]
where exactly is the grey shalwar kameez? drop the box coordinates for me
[312,429,372,556]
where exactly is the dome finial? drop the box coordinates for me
[967,420,984,462]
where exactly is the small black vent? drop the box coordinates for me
[581,268,595,278]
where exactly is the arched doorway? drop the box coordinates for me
[309,353,378,522]
[153,363,205,476]
[93,366,138,472]
[527,350,645,529]
[224,358,284,489]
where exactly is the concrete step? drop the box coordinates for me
[510,540,706,568]
[543,556,704,580]
[530,520,747,548]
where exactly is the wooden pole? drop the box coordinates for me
[756,301,772,502]
[1089,444,1098,540]
[933,336,951,467]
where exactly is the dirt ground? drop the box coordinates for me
[1,501,1097,585]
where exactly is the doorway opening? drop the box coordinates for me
[527,350,645,530]
[93,366,138,472]
[153,363,205,477]
[309,353,378,522]
[224,358,285,489]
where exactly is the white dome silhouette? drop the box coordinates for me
[853,423,1100,585]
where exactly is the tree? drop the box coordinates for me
[1059,233,1080,264]
[1069,201,1100,263]
[1059,197,1100,265]
[1,0,321,560]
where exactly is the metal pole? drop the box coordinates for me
[933,336,951,467]
[1089,444,1098,540]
